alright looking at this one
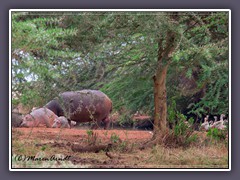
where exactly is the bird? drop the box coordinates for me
[223,119,228,126]
[209,120,214,129]
[200,115,210,131]
[212,114,226,130]
[222,115,229,126]
[220,114,225,120]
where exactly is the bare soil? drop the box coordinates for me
[12,127,154,168]
[11,127,228,169]
[13,127,152,143]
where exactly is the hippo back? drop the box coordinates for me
[45,90,112,123]
[21,107,58,127]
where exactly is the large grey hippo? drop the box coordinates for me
[44,90,112,129]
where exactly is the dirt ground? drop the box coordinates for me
[12,127,152,144]
[11,127,228,169]
[11,127,155,168]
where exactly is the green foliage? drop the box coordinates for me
[188,63,229,116]
[11,11,229,121]
[167,99,177,124]
[116,113,133,128]
[174,115,189,136]
[86,130,93,137]
[86,130,98,145]
[167,99,197,147]
[207,128,227,141]
[110,133,120,143]
[171,120,197,147]
[41,145,47,151]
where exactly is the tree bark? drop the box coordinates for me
[153,64,169,135]
[152,31,177,137]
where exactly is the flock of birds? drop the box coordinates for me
[199,114,228,131]
[133,111,228,132]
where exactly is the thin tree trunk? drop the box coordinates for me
[140,30,177,149]
[153,64,169,135]
[152,31,177,137]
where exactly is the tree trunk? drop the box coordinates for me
[141,63,170,148]
[153,64,169,135]
[152,31,177,137]
[140,31,177,149]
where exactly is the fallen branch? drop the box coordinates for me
[71,143,113,153]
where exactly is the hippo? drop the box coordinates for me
[52,116,76,128]
[12,112,23,127]
[20,107,58,128]
[44,90,112,129]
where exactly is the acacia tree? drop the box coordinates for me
[12,11,229,138]
[60,12,228,136]
[62,13,181,135]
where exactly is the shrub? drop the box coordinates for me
[86,130,98,146]
[110,133,120,143]
[207,128,227,141]
[118,114,133,128]
[165,103,197,148]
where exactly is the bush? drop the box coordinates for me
[110,133,120,143]
[117,114,133,128]
[165,101,197,147]
[86,130,99,145]
[171,114,196,147]
[207,128,227,141]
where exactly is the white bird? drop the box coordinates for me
[212,114,226,130]
[200,115,210,131]
[223,119,228,125]
[209,116,218,129]
[222,114,229,126]
[220,114,225,120]
[209,120,214,128]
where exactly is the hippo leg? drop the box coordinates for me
[103,117,111,130]
[91,120,101,129]
[68,119,72,129]
[75,122,80,127]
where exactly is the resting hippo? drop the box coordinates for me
[12,112,23,127]
[52,116,76,128]
[45,90,112,129]
[20,107,58,128]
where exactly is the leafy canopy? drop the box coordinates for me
[11,11,229,117]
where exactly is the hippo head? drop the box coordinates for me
[52,116,70,128]
[52,119,62,128]
[20,114,35,127]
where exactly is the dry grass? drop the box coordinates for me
[143,143,228,168]
[11,129,229,169]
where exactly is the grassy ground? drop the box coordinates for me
[11,128,228,169]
